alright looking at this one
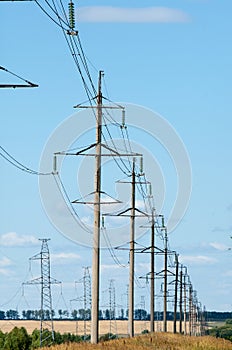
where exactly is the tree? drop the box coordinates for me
[134,309,147,320]
[62,310,69,319]
[71,309,78,320]
[104,309,110,320]
[0,311,5,320]
[34,310,40,320]
[98,309,103,320]
[5,310,19,320]
[31,329,40,349]
[4,327,31,350]
[0,330,5,348]
[119,308,124,320]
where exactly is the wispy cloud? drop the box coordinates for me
[51,252,81,264]
[0,257,12,267]
[78,7,190,23]
[210,242,229,251]
[0,232,38,247]
[101,264,122,271]
[212,226,232,233]
[179,255,217,265]
[0,268,12,276]
[0,257,13,276]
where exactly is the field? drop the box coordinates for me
[0,320,166,335]
[40,332,232,350]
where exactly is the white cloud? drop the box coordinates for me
[0,257,13,276]
[0,257,12,267]
[101,264,122,271]
[210,242,228,251]
[0,232,38,247]
[0,268,12,276]
[179,255,217,265]
[78,6,190,23]
[51,252,81,264]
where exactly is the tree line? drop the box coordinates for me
[1,309,231,322]
[0,308,149,321]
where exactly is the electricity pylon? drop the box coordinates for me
[24,238,60,347]
[105,159,148,338]
[83,266,91,339]
[109,279,117,336]
[173,253,179,334]
[56,71,140,343]
[139,209,165,333]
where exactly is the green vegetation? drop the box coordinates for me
[1,327,232,350]
[0,327,86,349]
[3,324,232,349]
[208,319,232,341]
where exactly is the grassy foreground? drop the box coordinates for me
[42,332,232,350]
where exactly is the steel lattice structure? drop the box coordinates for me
[24,238,60,347]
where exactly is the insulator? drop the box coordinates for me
[68,1,75,30]
[162,216,165,228]
[149,183,152,196]
[102,215,105,228]
[53,155,57,174]
[140,157,143,174]
[122,109,125,128]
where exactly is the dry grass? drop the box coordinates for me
[41,333,232,350]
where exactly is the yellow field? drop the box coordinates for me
[0,320,178,335]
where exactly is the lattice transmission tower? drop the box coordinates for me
[24,238,60,347]
[83,266,92,339]
[109,279,117,337]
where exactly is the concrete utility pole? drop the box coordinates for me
[183,267,187,335]
[173,253,179,333]
[163,225,168,332]
[189,281,193,335]
[179,266,183,334]
[150,210,155,333]
[129,159,136,338]
[68,73,140,343]
[91,70,103,344]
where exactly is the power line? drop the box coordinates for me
[0,145,52,175]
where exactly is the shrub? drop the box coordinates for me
[4,327,31,350]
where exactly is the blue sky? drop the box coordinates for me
[1,0,232,317]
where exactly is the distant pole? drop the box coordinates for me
[189,282,193,336]
[128,159,136,338]
[163,227,168,332]
[179,266,183,334]
[183,268,187,335]
[173,253,179,333]
[150,210,155,333]
[91,70,103,344]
